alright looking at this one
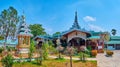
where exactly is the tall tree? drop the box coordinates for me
[29,24,46,37]
[111,29,116,36]
[0,6,19,49]
[53,32,61,36]
[53,32,60,35]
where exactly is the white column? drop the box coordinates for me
[85,39,86,47]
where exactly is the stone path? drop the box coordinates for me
[97,50,120,67]
[49,55,97,60]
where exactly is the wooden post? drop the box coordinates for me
[28,36,30,45]
[25,36,26,45]
[21,35,23,44]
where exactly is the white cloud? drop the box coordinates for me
[88,24,104,32]
[83,16,96,22]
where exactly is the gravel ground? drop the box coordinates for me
[97,50,120,67]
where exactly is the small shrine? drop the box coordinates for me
[16,15,33,57]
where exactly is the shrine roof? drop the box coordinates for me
[105,41,120,44]
[19,32,33,36]
[110,36,120,40]
[61,28,90,36]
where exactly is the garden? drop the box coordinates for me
[0,40,98,67]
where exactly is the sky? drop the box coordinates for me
[0,0,120,35]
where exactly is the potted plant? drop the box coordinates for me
[106,50,113,56]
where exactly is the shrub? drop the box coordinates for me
[91,50,97,57]
[29,40,35,62]
[86,46,92,57]
[48,45,58,54]
[0,47,3,53]
[48,40,53,46]
[106,50,113,56]
[6,46,15,52]
[97,49,104,53]
[1,54,14,67]
[42,42,49,60]
[87,45,92,51]
[79,52,86,61]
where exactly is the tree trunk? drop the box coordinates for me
[4,36,7,51]
[59,51,61,59]
[30,55,32,62]
[70,54,72,67]
[83,53,85,61]
[39,49,42,65]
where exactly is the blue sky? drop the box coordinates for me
[0,0,120,35]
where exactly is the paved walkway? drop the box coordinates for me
[49,55,97,60]
[97,50,120,67]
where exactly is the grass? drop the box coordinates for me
[73,52,90,58]
[50,52,95,59]
[13,59,97,67]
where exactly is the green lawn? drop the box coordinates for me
[13,59,97,67]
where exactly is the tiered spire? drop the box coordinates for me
[74,11,78,23]
[17,14,32,36]
[70,11,80,29]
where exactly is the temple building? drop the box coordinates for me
[35,12,108,51]
[105,36,120,50]
[58,12,91,50]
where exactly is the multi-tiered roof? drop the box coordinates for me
[70,11,80,29]
[17,15,33,36]
[35,11,90,39]
[61,11,90,36]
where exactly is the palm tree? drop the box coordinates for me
[111,29,116,36]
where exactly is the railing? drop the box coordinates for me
[13,58,36,62]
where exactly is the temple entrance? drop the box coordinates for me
[68,37,85,47]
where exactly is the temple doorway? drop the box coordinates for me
[68,37,85,47]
